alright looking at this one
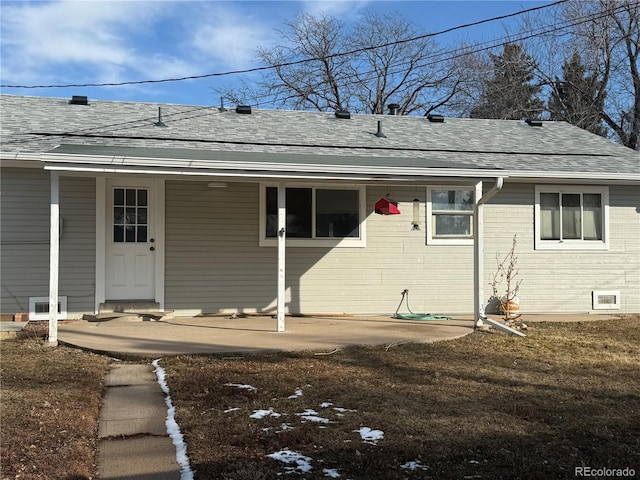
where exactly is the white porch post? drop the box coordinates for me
[276,182,286,332]
[473,181,483,329]
[48,171,60,346]
[474,178,504,328]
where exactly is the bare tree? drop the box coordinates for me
[524,0,639,149]
[221,11,462,115]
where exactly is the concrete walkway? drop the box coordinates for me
[98,363,181,480]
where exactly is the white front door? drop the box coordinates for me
[105,179,155,300]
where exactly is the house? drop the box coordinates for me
[1,94,638,338]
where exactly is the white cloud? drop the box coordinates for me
[301,0,371,18]
[187,4,278,70]
[0,0,193,85]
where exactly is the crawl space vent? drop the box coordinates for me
[592,290,620,310]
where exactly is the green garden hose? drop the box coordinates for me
[392,289,452,321]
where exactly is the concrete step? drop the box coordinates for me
[100,302,160,314]
[86,308,175,323]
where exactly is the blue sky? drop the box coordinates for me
[1,1,554,107]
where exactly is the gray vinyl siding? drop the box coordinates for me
[164,181,476,315]
[165,180,639,316]
[0,168,95,318]
[483,183,640,314]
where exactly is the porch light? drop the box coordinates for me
[412,198,421,230]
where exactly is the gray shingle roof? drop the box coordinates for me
[1,94,638,181]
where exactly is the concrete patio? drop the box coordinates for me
[56,314,476,358]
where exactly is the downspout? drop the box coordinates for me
[473,177,504,328]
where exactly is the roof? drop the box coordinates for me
[1,94,638,183]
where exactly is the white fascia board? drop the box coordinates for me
[42,153,505,179]
[0,151,43,168]
[506,170,640,184]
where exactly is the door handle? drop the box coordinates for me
[150,246,155,251]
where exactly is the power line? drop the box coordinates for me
[0,0,568,90]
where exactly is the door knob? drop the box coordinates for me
[150,246,155,251]
[150,238,155,243]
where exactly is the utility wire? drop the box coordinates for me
[1,0,568,89]
[3,0,628,147]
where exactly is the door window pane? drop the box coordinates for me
[316,189,359,238]
[137,189,148,206]
[112,187,149,243]
[125,189,136,206]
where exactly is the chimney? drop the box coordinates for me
[387,103,400,116]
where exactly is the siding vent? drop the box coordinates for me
[69,95,88,105]
[592,290,620,310]
[427,114,444,123]
[29,296,68,321]
[335,110,351,119]
[525,118,543,126]
[236,105,252,114]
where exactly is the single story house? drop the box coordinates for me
[1,94,638,337]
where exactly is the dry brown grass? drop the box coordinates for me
[1,333,111,480]
[162,316,640,480]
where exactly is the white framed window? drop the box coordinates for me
[534,185,609,250]
[426,186,477,245]
[259,184,366,247]
[29,296,67,321]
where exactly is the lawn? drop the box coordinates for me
[0,331,111,480]
[160,317,640,479]
[1,317,638,480]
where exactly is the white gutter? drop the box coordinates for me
[473,177,504,330]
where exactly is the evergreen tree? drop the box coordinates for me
[470,44,544,120]
[548,51,607,136]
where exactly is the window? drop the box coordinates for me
[427,186,476,245]
[535,186,609,250]
[113,187,148,243]
[260,185,365,247]
[29,296,68,321]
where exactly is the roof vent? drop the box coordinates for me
[154,107,166,127]
[335,110,351,119]
[219,97,227,112]
[374,120,386,138]
[525,118,543,127]
[387,103,400,116]
[69,95,88,105]
[236,105,252,114]
[427,114,444,123]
